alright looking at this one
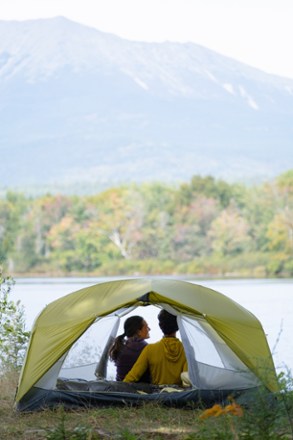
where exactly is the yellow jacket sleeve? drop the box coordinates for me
[123,339,188,385]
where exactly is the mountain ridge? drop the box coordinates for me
[1,17,293,192]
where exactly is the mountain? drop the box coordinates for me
[1,16,293,193]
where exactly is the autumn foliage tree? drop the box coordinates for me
[1,171,293,276]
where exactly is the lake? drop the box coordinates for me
[11,277,293,376]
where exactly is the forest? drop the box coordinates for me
[1,171,293,278]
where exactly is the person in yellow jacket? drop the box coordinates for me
[123,309,187,386]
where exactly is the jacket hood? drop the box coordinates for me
[162,337,184,362]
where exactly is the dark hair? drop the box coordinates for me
[109,315,144,362]
[158,309,178,335]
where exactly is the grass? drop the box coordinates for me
[1,371,293,440]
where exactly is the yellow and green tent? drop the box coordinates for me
[15,278,278,411]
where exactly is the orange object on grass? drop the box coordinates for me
[200,400,243,419]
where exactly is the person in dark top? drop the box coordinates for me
[109,315,151,382]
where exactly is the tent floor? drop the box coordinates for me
[56,377,185,394]
[15,377,264,412]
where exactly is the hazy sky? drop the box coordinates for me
[1,0,293,79]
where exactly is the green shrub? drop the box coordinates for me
[0,270,30,372]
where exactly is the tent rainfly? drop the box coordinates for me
[15,278,278,411]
